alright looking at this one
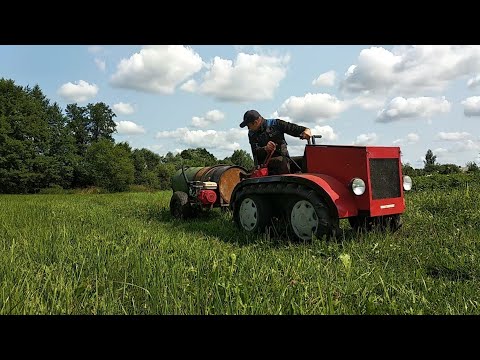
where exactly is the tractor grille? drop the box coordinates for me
[369,158,401,199]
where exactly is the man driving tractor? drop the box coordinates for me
[239,109,312,175]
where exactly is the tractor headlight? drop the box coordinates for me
[351,178,366,196]
[403,175,412,191]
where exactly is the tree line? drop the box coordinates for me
[402,149,479,177]
[0,78,253,194]
[2,78,478,194]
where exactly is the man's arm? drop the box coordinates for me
[249,136,268,166]
[277,119,309,138]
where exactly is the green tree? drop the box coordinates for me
[156,162,177,190]
[466,161,479,173]
[0,79,69,193]
[438,163,461,174]
[423,149,438,173]
[179,148,218,167]
[132,148,162,188]
[65,102,118,188]
[402,162,415,176]
[228,149,254,170]
[65,104,89,156]
[85,139,134,192]
[86,102,117,142]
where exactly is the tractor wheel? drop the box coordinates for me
[170,191,192,219]
[233,193,272,234]
[348,216,375,232]
[287,189,339,242]
[349,214,402,233]
[384,214,402,232]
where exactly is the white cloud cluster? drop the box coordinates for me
[348,93,386,111]
[57,80,98,103]
[353,133,378,145]
[113,102,135,115]
[180,79,197,92]
[437,131,472,141]
[376,96,451,123]
[341,45,480,95]
[310,125,339,142]
[194,52,290,102]
[393,133,420,145]
[461,96,480,116]
[277,93,348,125]
[115,121,145,135]
[467,74,480,89]
[94,58,106,71]
[286,125,339,155]
[312,70,336,87]
[191,109,225,128]
[155,128,244,152]
[110,45,204,94]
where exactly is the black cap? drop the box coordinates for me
[240,110,261,128]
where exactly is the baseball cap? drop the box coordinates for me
[239,110,261,128]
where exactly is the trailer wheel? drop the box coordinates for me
[170,191,192,219]
[287,189,338,241]
[233,194,271,234]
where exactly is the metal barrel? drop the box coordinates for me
[194,165,247,204]
[171,167,204,193]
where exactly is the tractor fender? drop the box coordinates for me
[232,173,358,218]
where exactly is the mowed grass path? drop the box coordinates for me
[1,186,479,314]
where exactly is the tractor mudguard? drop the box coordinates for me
[232,173,358,218]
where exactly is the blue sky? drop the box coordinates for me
[1,45,479,168]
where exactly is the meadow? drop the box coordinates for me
[1,176,479,314]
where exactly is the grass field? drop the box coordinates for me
[1,182,479,314]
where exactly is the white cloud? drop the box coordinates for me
[195,52,290,102]
[348,93,386,111]
[110,45,204,94]
[88,45,104,54]
[191,109,225,128]
[310,125,339,142]
[433,147,448,154]
[376,96,451,123]
[233,45,265,53]
[453,140,480,151]
[353,133,378,145]
[57,80,98,103]
[180,79,197,92]
[393,133,420,145]
[277,93,348,125]
[155,127,244,152]
[115,121,145,135]
[467,74,480,89]
[147,144,164,154]
[407,133,420,143]
[286,125,339,154]
[437,131,472,141]
[341,45,480,95]
[461,96,480,116]
[312,70,336,87]
[94,58,106,71]
[113,102,135,115]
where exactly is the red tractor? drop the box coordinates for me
[229,135,413,241]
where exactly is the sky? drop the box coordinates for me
[1,44,480,168]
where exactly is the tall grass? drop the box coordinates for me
[1,182,479,314]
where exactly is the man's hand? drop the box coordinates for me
[300,128,312,140]
[265,141,276,152]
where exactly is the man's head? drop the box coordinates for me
[240,109,263,130]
